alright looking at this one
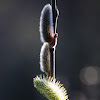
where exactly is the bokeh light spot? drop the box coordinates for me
[79,66,99,85]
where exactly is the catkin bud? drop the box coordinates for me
[33,74,69,100]
[40,42,50,75]
[40,4,54,43]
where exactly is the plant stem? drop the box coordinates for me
[50,48,56,78]
[50,0,58,78]
[51,0,57,33]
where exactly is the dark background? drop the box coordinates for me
[0,0,100,100]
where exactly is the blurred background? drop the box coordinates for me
[0,0,100,100]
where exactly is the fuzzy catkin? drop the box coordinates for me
[40,4,54,43]
[33,75,69,100]
[40,42,50,75]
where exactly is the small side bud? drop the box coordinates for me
[49,33,58,48]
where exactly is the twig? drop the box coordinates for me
[50,0,59,78]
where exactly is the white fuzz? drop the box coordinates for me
[40,4,54,43]
[40,42,50,75]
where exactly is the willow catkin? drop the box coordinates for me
[40,4,54,43]
[33,75,69,100]
[40,42,50,75]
